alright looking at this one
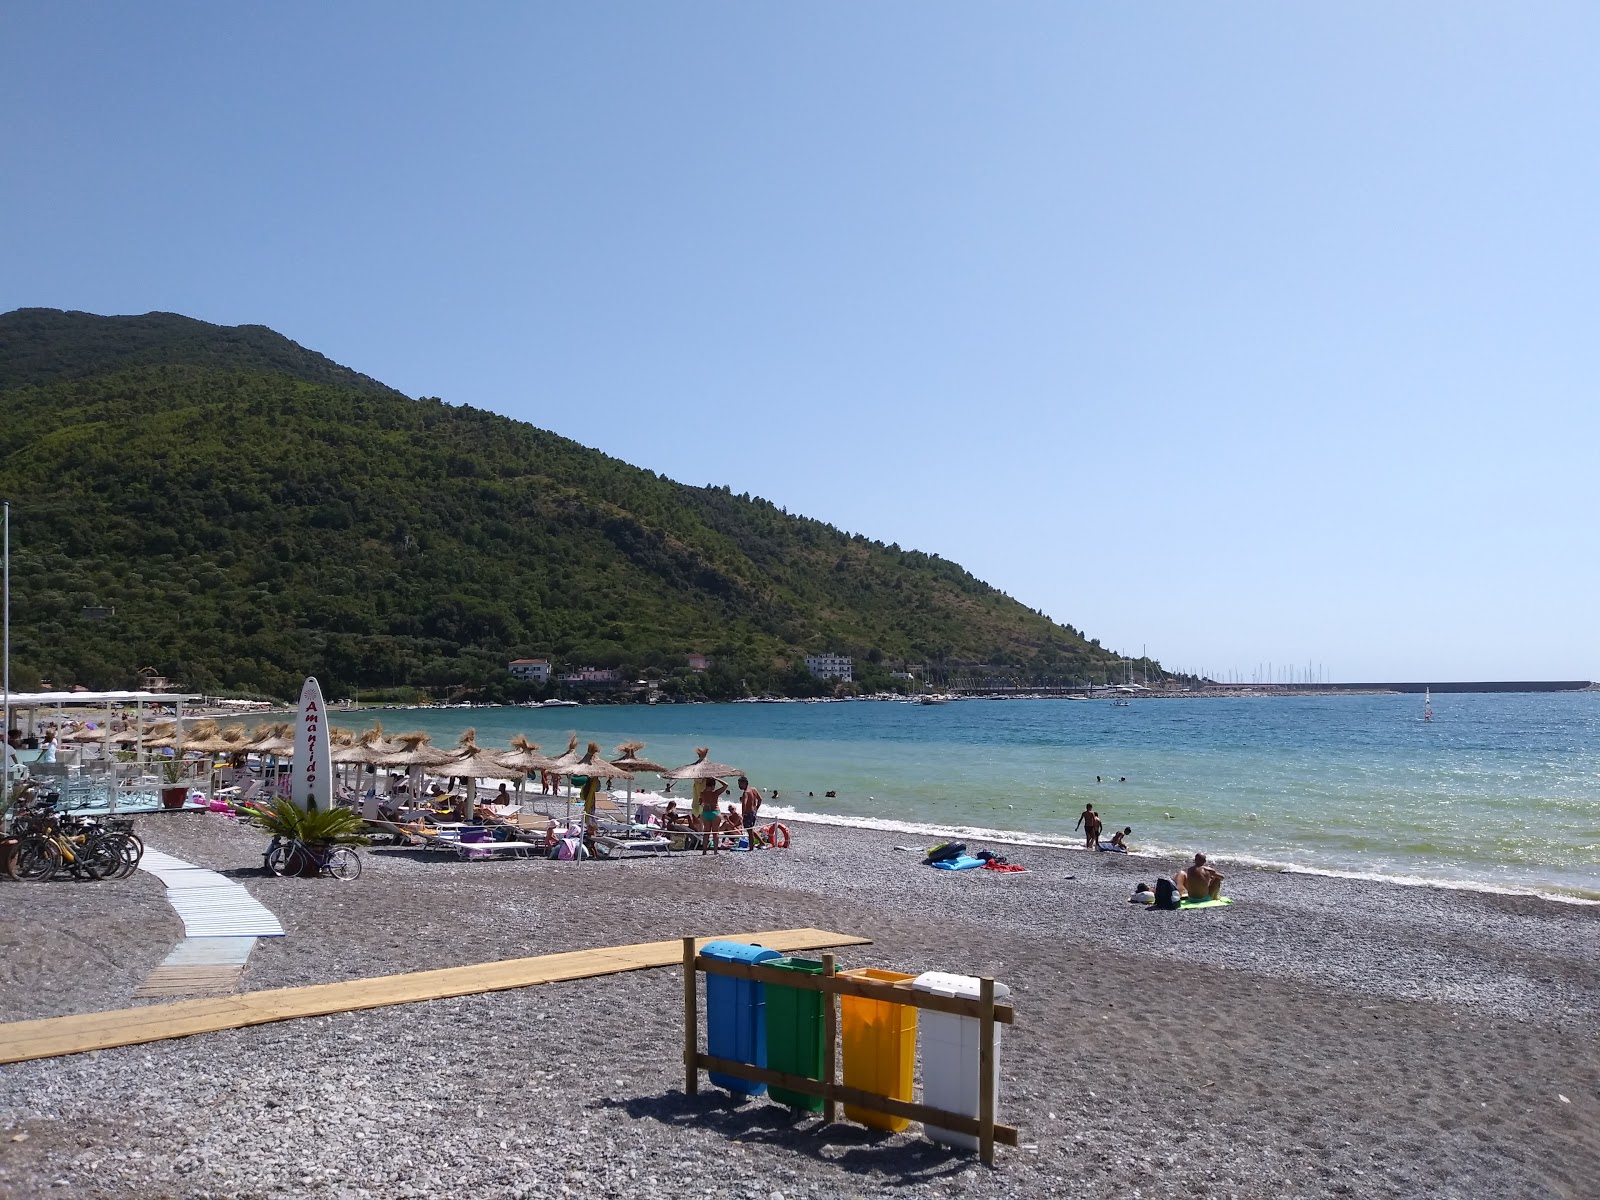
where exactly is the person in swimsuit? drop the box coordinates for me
[693,776,728,855]
[1111,826,1131,850]
[1075,804,1101,849]
[738,775,762,834]
[1176,852,1224,901]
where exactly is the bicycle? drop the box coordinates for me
[264,837,361,880]
[12,814,124,881]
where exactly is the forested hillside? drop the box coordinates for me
[0,308,1141,700]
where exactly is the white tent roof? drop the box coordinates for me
[3,690,200,706]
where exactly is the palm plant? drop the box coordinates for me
[237,797,370,846]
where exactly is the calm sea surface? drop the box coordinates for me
[355,693,1600,899]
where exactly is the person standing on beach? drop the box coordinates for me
[692,775,728,855]
[738,775,762,840]
[1076,804,1101,849]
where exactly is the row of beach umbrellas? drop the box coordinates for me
[78,717,742,801]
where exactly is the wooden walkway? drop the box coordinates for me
[0,928,869,1065]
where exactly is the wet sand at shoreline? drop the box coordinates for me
[1,811,1596,1198]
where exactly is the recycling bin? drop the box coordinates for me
[701,940,781,1095]
[911,970,1010,1150]
[763,956,826,1111]
[839,968,918,1131]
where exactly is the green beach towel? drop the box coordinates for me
[1179,896,1233,909]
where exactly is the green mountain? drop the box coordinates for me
[0,308,1143,700]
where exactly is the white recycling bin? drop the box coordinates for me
[911,970,1010,1150]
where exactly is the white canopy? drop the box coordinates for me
[3,690,200,706]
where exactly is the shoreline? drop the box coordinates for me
[761,804,1600,906]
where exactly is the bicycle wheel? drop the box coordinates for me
[116,833,143,878]
[80,835,122,881]
[13,836,60,881]
[264,842,296,877]
[324,846,361,880]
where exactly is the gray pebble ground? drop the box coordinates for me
[1,811,1597,1198]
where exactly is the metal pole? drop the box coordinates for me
[3,501,8,805]
[682,936,699,1096]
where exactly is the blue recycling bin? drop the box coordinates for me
[701,939,782,1095]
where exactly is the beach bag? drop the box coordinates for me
[1154,878,1181,910]
[924,841,966,865]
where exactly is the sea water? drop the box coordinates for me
[360,692,1600,900]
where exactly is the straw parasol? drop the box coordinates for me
[663,746,742,781]
[62,724,110,744]
[450,730,524,779]
[183,723,232,752]
[373,731,454,770]
[562,742,634,853]
[610,740,668,774]
[498,733,556,775]
[610,740,667,807]
[563,741,635,784]
[248,723,295,756]
[141,722,180,750]
[543,733,582,773]
[449,730,525,819]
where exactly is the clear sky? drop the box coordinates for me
[4,3,1597,681]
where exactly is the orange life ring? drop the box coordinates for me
[769,822,790,849]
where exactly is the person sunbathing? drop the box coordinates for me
[1177,852,1224,900]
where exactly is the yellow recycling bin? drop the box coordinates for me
[839,968,919,1131]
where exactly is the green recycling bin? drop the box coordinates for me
[763,956,826,1111]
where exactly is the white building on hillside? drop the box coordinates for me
[508,658,551,684]
[805,654,853,682]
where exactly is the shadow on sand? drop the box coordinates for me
[599,1089,978,1182]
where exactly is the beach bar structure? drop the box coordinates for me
[4,689,204,812]
[681,937,1018,1165]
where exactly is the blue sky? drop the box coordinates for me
[4,3,1596,681]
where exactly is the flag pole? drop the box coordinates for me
[4,500,10,792]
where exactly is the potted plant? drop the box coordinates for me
[160,760,187,809]
[237,798,369,877]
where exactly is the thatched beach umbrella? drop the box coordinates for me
[562,742,634,858]
[142,722,180,751]
[498,733,556,775]
[247,723,295,798]
[373,732,458,801]
[611,740,668,774]
[610,740,667,808]
[450,730,524,820]
[62,724,109,744]
[663,746,742,781]
[182,721,231,754]
[495,734,558,814]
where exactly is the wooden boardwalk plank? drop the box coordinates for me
[0,928,869,1065]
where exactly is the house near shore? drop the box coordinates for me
[687,653,710,673]
[507,657,551,684]
[558,666,622,688]
[805,653,854,682]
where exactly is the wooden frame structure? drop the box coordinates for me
[681,937,1017,1165]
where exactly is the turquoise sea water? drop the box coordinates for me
[356,693,1600,899]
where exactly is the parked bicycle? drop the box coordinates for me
[10,812,131,881]
[263,836,361,880]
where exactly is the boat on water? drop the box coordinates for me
[540,698,580,708]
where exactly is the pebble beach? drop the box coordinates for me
[2,811,1598,1199]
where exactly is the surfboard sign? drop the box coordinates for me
[292,676,333,812]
